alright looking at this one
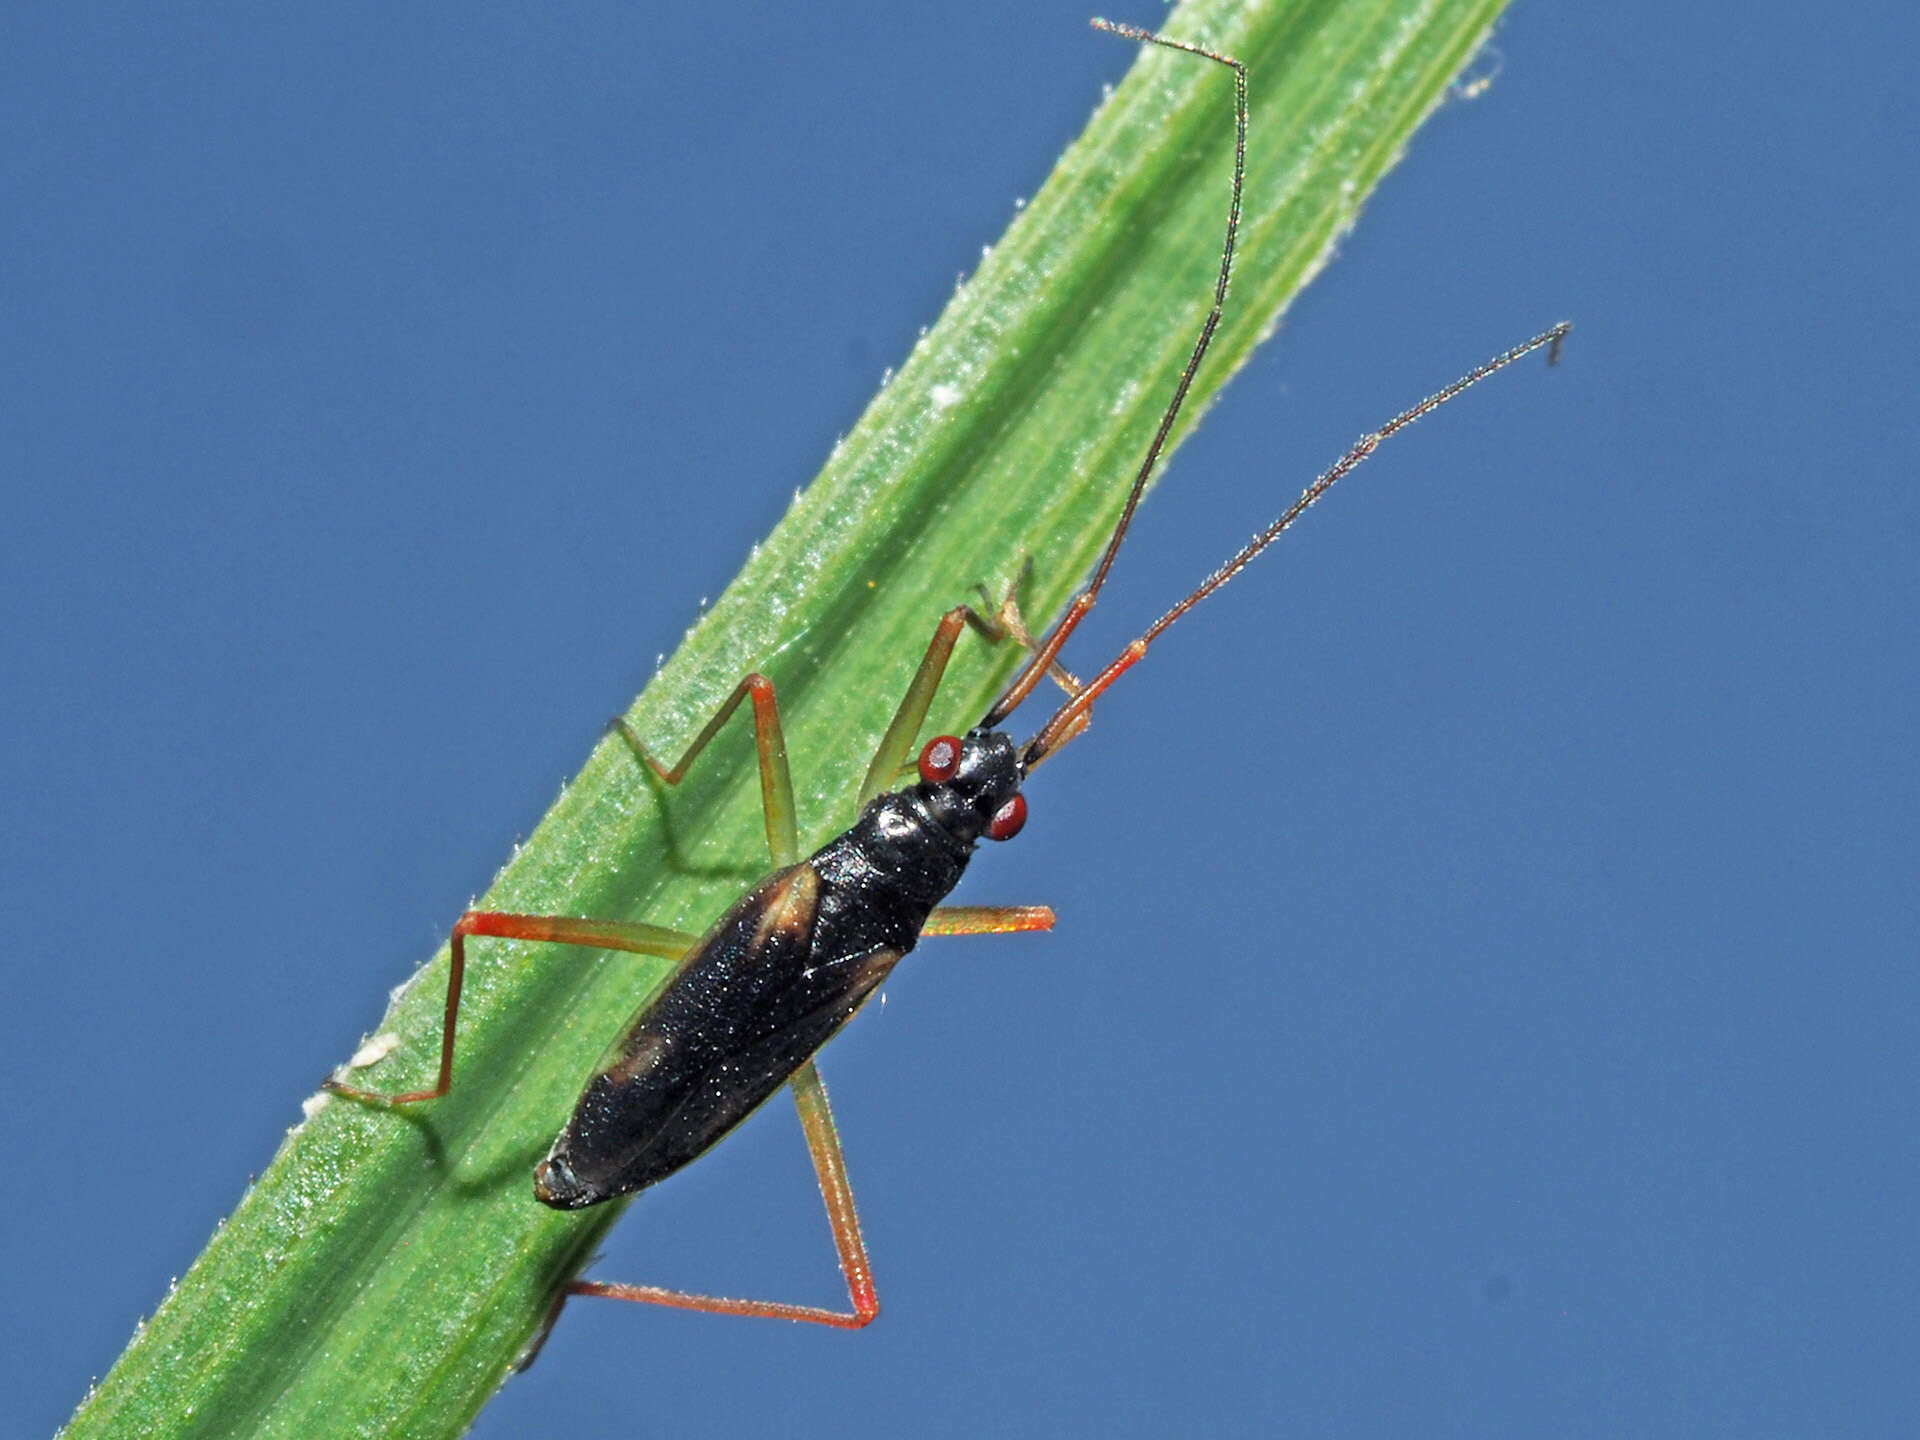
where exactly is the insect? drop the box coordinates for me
[324,19,1567,1354]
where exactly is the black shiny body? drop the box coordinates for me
[534,728,1022,1209]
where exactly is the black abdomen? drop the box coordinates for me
[535,791,974,1208]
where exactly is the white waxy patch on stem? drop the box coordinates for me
[348,1032,401,1069]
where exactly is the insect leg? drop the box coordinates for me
[549,1060,880,1333]
[322,914,698,1106]
[612,671,800,866]
[920,905,1056,937]
[857,558,1085,805]
[969,557,1084,700]
[857,606,985,805]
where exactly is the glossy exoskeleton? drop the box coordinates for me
[531,728,1027,1211]
[323,18,1567,1350]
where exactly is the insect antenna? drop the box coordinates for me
[1019,322,1573,769]
[979,17,1248,732]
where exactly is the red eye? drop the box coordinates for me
[986,793,1027,842]
[918,735,962,784]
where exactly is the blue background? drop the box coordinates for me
[7,3,1916,1436]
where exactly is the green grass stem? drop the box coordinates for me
[64,1,1518,1433]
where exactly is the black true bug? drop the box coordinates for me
[324,19,1567,1350]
